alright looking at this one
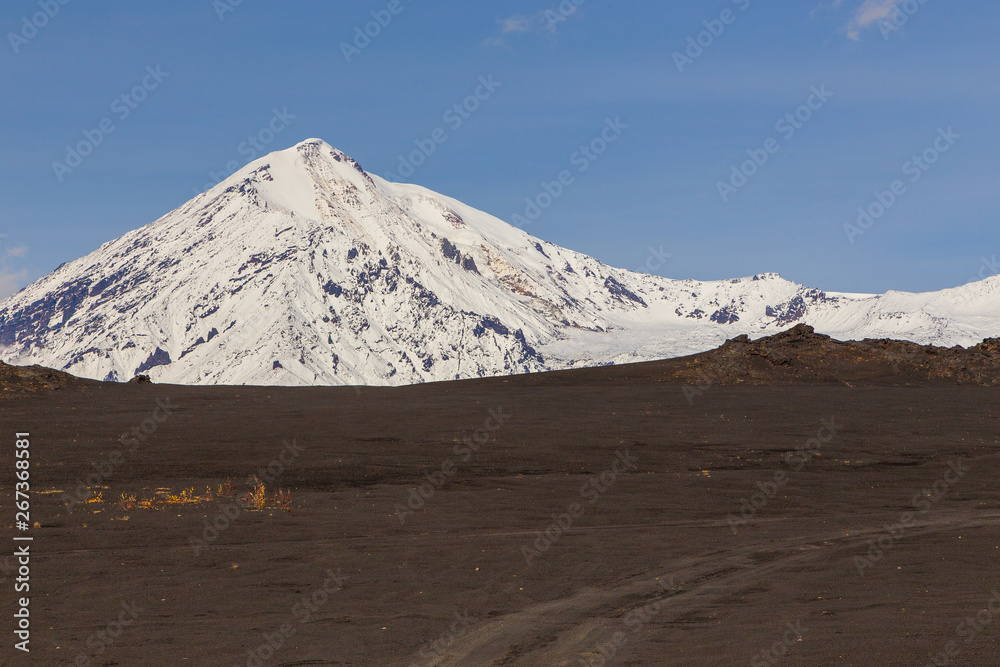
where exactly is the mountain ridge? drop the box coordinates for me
[5,324,999,396]
[2,139,998,386]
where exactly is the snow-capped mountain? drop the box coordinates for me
[2,139,998,386]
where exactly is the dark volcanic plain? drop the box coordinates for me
[2,327,999,666]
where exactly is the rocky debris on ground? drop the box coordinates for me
[655,324,1000,386]
[526,323,1000,387]
[0,359,94,397]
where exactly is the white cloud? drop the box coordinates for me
[484,8,581,48]
[4,246,28,259]
[499,15,533,34]
[846,0,903,40]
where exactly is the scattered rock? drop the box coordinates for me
[525,326,1000,387]
[0,360,93,397]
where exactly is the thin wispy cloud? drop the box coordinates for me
[846,0,903,40]
[483,7,581,48]
[809,0,844,20]
[500,15,534,34]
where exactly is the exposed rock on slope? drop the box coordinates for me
[1,139,998,386]
[522,325,1000,387]
[0,360,94,397]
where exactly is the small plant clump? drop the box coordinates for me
[242,477,267,510]
[217,480,238,497]
[119,492,137,510]
[273,488,292,512]
[103,479,292,513]
[165,488,193,504]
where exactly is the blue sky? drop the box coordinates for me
[1,0,997,297]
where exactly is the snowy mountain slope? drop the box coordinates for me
[1,139,998,386]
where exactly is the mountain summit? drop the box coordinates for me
[2,139,998,385]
